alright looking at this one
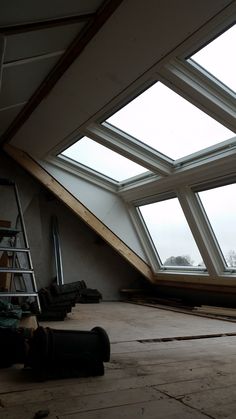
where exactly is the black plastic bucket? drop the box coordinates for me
[26,326,110,380]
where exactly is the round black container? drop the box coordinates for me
[26,326,110,380]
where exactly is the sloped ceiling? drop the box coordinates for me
[0,1,235,284]
[0,0,120,140]
[0,0,234,156]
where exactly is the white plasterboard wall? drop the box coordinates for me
[39,158,149,262]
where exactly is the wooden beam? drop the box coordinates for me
[154,277,236,291]
[0,0,124,146]
[0,13,95,35]
[4,144,153,281]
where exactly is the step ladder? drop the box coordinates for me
[0,179,41,312]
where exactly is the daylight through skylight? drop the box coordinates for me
[106,82,234,160]
[139,198,204,268]
[198,183,236,268]
[190,24,236,93]
[62,137,148,182]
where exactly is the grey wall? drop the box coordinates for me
[0,152,145,300]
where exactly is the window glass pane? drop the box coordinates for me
[106,82,233,160]
[61,137,148,182]
[198,183,236,268]
[190,25,236,92]
[139,198,204,267]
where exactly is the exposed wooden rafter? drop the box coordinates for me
[0,13,95,35]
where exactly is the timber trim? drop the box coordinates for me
[154,279,236,292]
[4,144,153,281]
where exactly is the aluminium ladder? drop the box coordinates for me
[0,178,41,312]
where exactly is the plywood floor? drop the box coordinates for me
[1,302,236,418]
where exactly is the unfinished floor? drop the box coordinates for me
[1,302,236,418]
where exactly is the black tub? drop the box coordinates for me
[26,326,110,380]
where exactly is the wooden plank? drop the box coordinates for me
[4,145,153,281]
[1,303,236,419]
[1,357,233,398]
[59,398,209,419]
[154,274,236,287]
[0,387,165,417]
[195,305,236,318]
[180,387,236,419]
[156,373,236,398]
[0,406,58,419]
[39,303,236,343]
[111,333,236,354]
[109,348,236,369]
[111,338,236,355]
[0,398,209,419]
[1,349,235,419]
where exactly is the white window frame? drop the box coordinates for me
[52,14,236,282]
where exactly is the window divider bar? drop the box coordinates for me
[83,122,173,176]
[176,186,226,277]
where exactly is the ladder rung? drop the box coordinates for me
[0,268,34,274]
[0,247,30,252]
[0,292,38,297]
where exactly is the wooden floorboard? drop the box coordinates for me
[1,302,236,418]
[59,399,210,419]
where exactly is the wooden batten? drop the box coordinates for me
[4,144,153,282]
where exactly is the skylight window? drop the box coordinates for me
[190,25,236,93]
[61,137,148,182]
[106,82,234,160]
[198,183,236,268]
[139,198,205,268]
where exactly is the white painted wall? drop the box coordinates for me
[39,158,149,262]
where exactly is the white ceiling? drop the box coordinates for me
[0,0,106,137]
[0,0,235,155]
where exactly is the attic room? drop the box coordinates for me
[0,0,236,418]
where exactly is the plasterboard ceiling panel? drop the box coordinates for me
[0,55,61,108]
[4,22,86,63]
[0,0,104,26]
[10,0,233,157]
[0,104,25,136]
